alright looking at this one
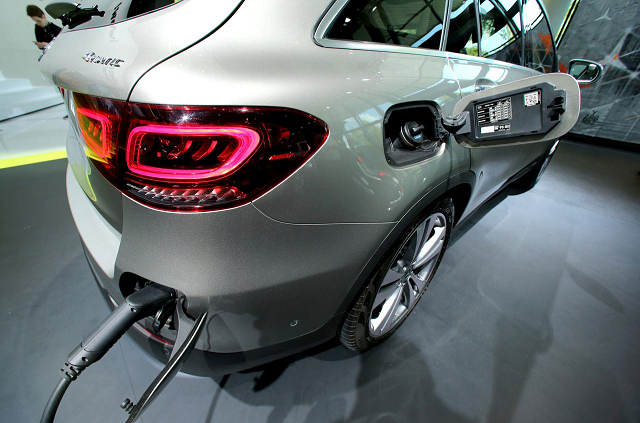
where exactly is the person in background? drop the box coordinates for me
[26,5,61,50]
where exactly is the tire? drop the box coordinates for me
[340,198,454,352]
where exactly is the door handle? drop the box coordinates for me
[475,78,497,92]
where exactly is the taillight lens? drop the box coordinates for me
[72,93,328,211]
[73,95,125,176]
[126,125,261,181]
[76,108,116,160]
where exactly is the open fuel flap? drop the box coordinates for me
[444,73,581,148]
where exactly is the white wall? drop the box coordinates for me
[0,0,59,86]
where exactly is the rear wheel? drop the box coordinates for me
[340,198,454,351]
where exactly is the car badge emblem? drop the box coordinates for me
[82,51,124,67]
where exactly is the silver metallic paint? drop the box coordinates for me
[46,0,578,358]
[454,73,580,219]
[131,0,470,224]
[69,166,395,352]
[66,165,121,279]
[448,56,538,219]
[114,196,394,352]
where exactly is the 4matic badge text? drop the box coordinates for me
[82,52,124,67]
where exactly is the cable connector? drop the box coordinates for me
[60,363,82,382]
[121,398,135,414]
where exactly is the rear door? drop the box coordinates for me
[449,0,578,150]
[445,0,534,212]
[512,0,559,169]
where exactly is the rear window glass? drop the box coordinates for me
[327,0,448,51]
[126,0,178,20]
[64,0,183,30]
[479,0,523,65]
[446,0,479,56]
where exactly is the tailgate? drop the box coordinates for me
[42,0,243,233]
[39,0,243,100]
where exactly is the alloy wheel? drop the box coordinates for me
[369,212,447,337]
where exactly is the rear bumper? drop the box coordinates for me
[67,164,394,367]
[86,256,343,375]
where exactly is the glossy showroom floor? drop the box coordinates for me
[1,109,639,422]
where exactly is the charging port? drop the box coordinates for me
[383,102,446,166]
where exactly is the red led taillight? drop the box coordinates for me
[126,125,260,181]
[76,108,117,160]
[72,93,328,211]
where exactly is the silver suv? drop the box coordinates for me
[40,0,582,374]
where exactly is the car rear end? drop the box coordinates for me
[40,0,406,373]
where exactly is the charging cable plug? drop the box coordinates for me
[40,283,176,423]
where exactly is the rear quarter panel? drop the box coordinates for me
[130,0,471,224]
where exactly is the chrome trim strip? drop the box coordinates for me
[314,0,348,41]
[445,50,535,73]
[314,38,449,59]
[439,0,453,51]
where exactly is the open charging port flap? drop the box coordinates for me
[447,73,581,148]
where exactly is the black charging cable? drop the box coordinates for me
[40,283,176,423]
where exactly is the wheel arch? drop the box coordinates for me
[447,183,472,227]
[334,171,476,318]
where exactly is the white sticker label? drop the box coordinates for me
[480,124,510,134]
[524,91,540,107]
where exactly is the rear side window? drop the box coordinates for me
[327,0,448,51]
[446,0,479,56]
[479,0,523,65]
[522,0,556,72]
